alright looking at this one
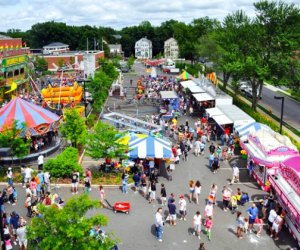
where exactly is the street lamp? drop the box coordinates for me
[274,96,285,134]
[77,78,91,118]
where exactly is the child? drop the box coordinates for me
[160,184,167,206]
[230,195,238,214]
[254,215,264,237]
[204,216,213,241]
[243,218,249,234]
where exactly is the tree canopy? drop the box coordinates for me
[27,194,117,250]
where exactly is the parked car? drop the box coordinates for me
[238,81,250,93]
[121,66,129,73]
[84,91,93,102]
[245,87,262,99]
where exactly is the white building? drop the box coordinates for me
[108,44,123,56]
[43,42,69,55]
[135,37,152,59]
[164,38,179,60]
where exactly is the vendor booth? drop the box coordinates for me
[240,130,299,191]
[268,156,300,245]
[218,105,254,126]
[192,93,215,109]
[186,85,205,94]
[180,80,197,89]
[159,91,179,116]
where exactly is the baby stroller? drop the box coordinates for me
[229,195,238,214]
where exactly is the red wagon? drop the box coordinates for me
[105,200,131,214]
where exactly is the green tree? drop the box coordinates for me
[86,121,128,160]
[34,56,48,73]
[58,58,65,68]
[126,55,134,70]
[60,109,87,148]
[27,194,117,250]
[0,120,30,160]
[44,147,82,178]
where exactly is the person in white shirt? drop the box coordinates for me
[231,165,240,184]
[16,224,27,249]
[204,201,214,219]
[37,154,44,170]
[268,208,278,234]
[43,171,51,192]
[24,166,33,184]
[178,195,187,221]
[155,208,164,242]
[193,211,202,240]
[194,140,201,157]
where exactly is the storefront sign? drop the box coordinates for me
[2,55,27,67]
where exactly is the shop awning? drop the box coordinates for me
[160,91,178,99]
[206,107,223,117]
[218,105,254,124]
[187,85,205,93]
[212,114,233,125]
[180,80,197,88]
[235,122,271,140]
[193,93,214,102]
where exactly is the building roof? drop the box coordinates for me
[136,37,152,44]
[43,42,69,48]
[0,34,12,40]
[164,37,178,44]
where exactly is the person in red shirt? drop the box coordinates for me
[201,117,207,128]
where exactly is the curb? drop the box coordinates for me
[0,182,134,189]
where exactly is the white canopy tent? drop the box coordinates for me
[180,80,197,88]
[206,107,223,117]
[218,105,254,125]
[160,90,178,99]
[212,114,233,125]
[193,93,214,102]
[187,85,205,93]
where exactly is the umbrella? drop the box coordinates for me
[177,71,192,81]
[128,135,172,159]
[0,97,60,134]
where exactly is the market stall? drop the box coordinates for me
[240,130,299,191]
[218,105,255,126]
[268,156,300,245]
[192,93,215,109]
[186,85,205,94]
[180,80,197,89]
[159,90,179,115]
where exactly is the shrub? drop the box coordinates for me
[86,113,96,128]
[44,147,83,178]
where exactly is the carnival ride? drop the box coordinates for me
[41,82,83,104]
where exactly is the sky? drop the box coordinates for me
[1,0,300,31]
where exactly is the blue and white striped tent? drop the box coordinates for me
[235,122,271,140]
[128,135,172,159]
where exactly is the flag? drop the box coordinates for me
[10,45,13,51]
[5,81,17,94]
[102,38,108,45]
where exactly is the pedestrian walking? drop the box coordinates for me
[208,184,218,205]
[7,167,13,187]
[222,186,232,211]
[21,165,26,188]
[199,242,205,250]
[194,181,202,205]
[16,223,28,250]
[204,201,214,219]
[194,139,201,157]
[231,165,240,184]
[178,195,187,221]
[204,216,213,241]
[71,171,80,194]
[168,198,177,226]
[84,175,91,194]
[236,211,244,239]
[268,207,278,234]
[254,215,264,237]
[140,174,147,197]
[133,172,140,193]
[188,180,195,203]
[160,183,167,206]
[99,185,107,208]
[193,211,202,240]
[24,166,33,184]
[44,171,51,193]
[149,180,156,204]
[155,207,164,242]
[246,203,259,233]
[271,212,284,241]
[37,154,44,170]
[122,172,129,194]
[212,154,220,174]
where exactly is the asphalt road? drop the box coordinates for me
[2,62,297,250]
[260,86,300,131]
